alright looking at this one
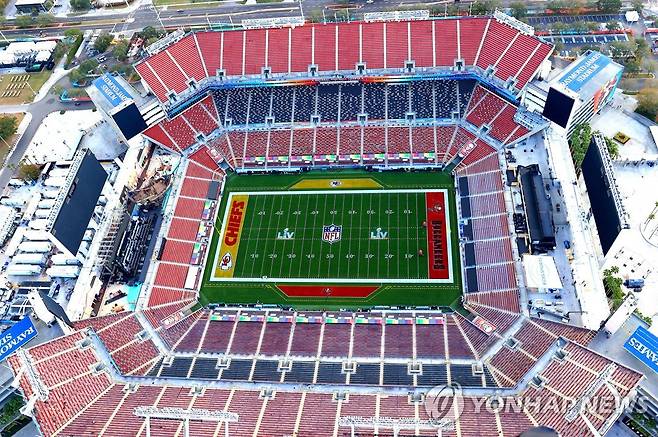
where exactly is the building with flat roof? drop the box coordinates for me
[14,0,48,13]
[525,51,623,137]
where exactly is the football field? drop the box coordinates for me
[200,170,462,308]
[210,189,453,283]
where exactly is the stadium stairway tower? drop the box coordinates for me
[6,15,646,437]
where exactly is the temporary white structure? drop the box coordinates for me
[522,254,563,289]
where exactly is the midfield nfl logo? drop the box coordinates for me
[322,224,342,244]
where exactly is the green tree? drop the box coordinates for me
[569,123,592,172]
[644,59,658,76]
[69,0,91,10]
[112,40,129,61]
[635,38,650,63]
[624,59,641,73]
[64,28,82,38]
[546,0,568,12]
[109,63,136,78]
[0,396,23,427]
[585,22,601,32]
[597,0,622,13]
[14,15,33,28]
[605,21,621,31]
[603,267,625,310]
[93,34,114,53]
[52,41,67,62]
[470,0,500,15]
[36,13,54,27]
[0,115,17,141]
[70,58,98,83]
[609,40,635,59]
[636,87,658,121]
[634,310,652,327]
[65,34,84,67]
[605,137,620,159]
[50,84,64,96]
[551,22,569,34]
[139,26,164,42]
[18,163,41,181]
[509,2,527,19]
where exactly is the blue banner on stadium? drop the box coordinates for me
[624,326,658,374]
[0,317,37,362]
[559,51,612,92]
[92,74,130,108]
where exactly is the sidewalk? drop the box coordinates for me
[33,58,71,103]
[0,104,29,113]
[80,0,146,17]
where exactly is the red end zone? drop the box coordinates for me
[277,285,380,298]
[425,192,450,279]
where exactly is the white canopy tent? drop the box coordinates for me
[523,254,563,289]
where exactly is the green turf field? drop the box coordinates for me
[200,170,462,309]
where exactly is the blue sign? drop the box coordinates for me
[559,51,612,92]
[624,326,658,374]
[92,74,131,108]
[0,317,37,362]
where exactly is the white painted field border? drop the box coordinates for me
[210,189,455,284]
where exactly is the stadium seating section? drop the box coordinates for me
[136,18,551,102]
[9,307,642,437]
[142,81,537,168]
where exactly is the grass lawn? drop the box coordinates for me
[0,112,25,168]
[0,71,51,105]
[199,169,462,309]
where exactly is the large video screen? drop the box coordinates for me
[542,87,575,129]
[112,103,148,140]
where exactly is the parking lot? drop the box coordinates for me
[542,33,629,46]
[527,14,625,26]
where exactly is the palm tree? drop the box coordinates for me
[644,213,655,226]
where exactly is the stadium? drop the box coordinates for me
[7,12,647,437]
